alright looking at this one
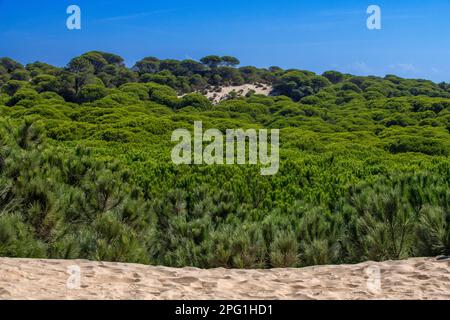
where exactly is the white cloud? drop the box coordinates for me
[431,67,440,73]
[388,63,418,73]
[350,61,371,73]
[97,9,177,23]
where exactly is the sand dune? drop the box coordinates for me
[200,83,273,104]
[0,257,448,300]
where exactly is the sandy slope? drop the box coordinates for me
[201,84,273,104]
[0,257,448,300]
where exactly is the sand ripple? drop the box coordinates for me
[0,257,448,300]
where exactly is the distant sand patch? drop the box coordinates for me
[0,257,448,300]
[180,83,273,104]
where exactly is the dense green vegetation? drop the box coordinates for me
[0,52,449,268]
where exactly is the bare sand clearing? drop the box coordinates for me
[202,83,273,104]
[0,257,448,300]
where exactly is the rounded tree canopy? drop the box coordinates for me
[200,55,222,68]
[221,56,240,67]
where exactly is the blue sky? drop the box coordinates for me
[0,0,449,82]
